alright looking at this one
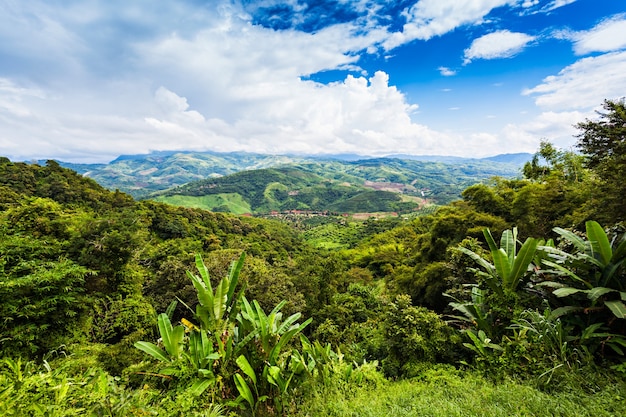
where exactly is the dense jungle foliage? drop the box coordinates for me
[1,99,626,416]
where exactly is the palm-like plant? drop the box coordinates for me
[457,227,539,297]
[449,228,540,347]
[135,252,316,411]
[541,221,626,319]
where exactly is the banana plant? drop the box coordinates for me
[187,252,246,333]
[238,298,312,363]
[135,253,247,394]
[136,252,322,405]
[540,221,626,319]
[134,313,184,365]
[233,354,268,414]
[458,227,539,297]
[446,286,492,336]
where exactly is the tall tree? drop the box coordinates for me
[576,99,626,223]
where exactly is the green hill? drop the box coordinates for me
[153,166,415,214]
[150,157,522,214]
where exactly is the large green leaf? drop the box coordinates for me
[541,260,592,289]
[190,330,218,368]
[213,276,228,321]
[236,354,257,385]
[157,313,174,356]
[586,221,612,266]
[189,378,214,396]
[195,253,212,289]
[266,365,282,387]
[553,227,586,252]
[587,286,615,301]
[234,373,255,409]
[612,237,626,264]
[170,325,185,358]
[507,237,538,290]
[134,341,170,363]
[269,317,312,365]
[483,229,511,285]
[458,247,495,276]
[187,270,214,313]
[227,252,245,303]
[253,300,271,353]
[491,248,511,288]
[500,228,517,262]
[548,306,584,320]
[604,300,626,319]
[553,287,583,298]
[483,229,499,254]
[276,312,302,335]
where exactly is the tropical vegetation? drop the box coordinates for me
[1,99,626,415]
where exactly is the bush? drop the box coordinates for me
[382,295,462,378]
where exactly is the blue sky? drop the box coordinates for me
[1,0,625,163]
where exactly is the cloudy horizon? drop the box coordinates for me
[1,0,625,163]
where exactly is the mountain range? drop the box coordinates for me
[46,151,531,214]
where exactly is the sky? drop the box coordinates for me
[1,0,625,163]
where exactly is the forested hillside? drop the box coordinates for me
[59,151,525,201]
[150,157,523,214]
[151,165,423,214]
[1,100,625,416]
[60,151,307,199]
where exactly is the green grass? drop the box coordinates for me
[3,354,625,416]
[153,193,252,214]
[293,367,626,417]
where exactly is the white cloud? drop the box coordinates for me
[383,0,518,50]
[464,30,536,64]
[501,110,586,151]
[544,0,577,12]
[0,78,45,117]
[141,71,458,157]
[438,67,457,76]
[153,87,205,124]
[569,14,626,55]
[0,0,617,163]
[523,51,626,110]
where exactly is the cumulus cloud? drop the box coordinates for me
[568,14,626,55]
[523,51,626,110]
[464,30,536,64]
[141,71,458,157]
[0,0,619,163]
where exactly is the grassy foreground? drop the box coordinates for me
[293,367,626,417]
[2,355,625,416]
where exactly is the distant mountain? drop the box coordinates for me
[150,156,524,214]
[386,153,533,165]
[384,154,470,163]
[53,151,309,198]
[481,153,533,165]
[46,150,526,202]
